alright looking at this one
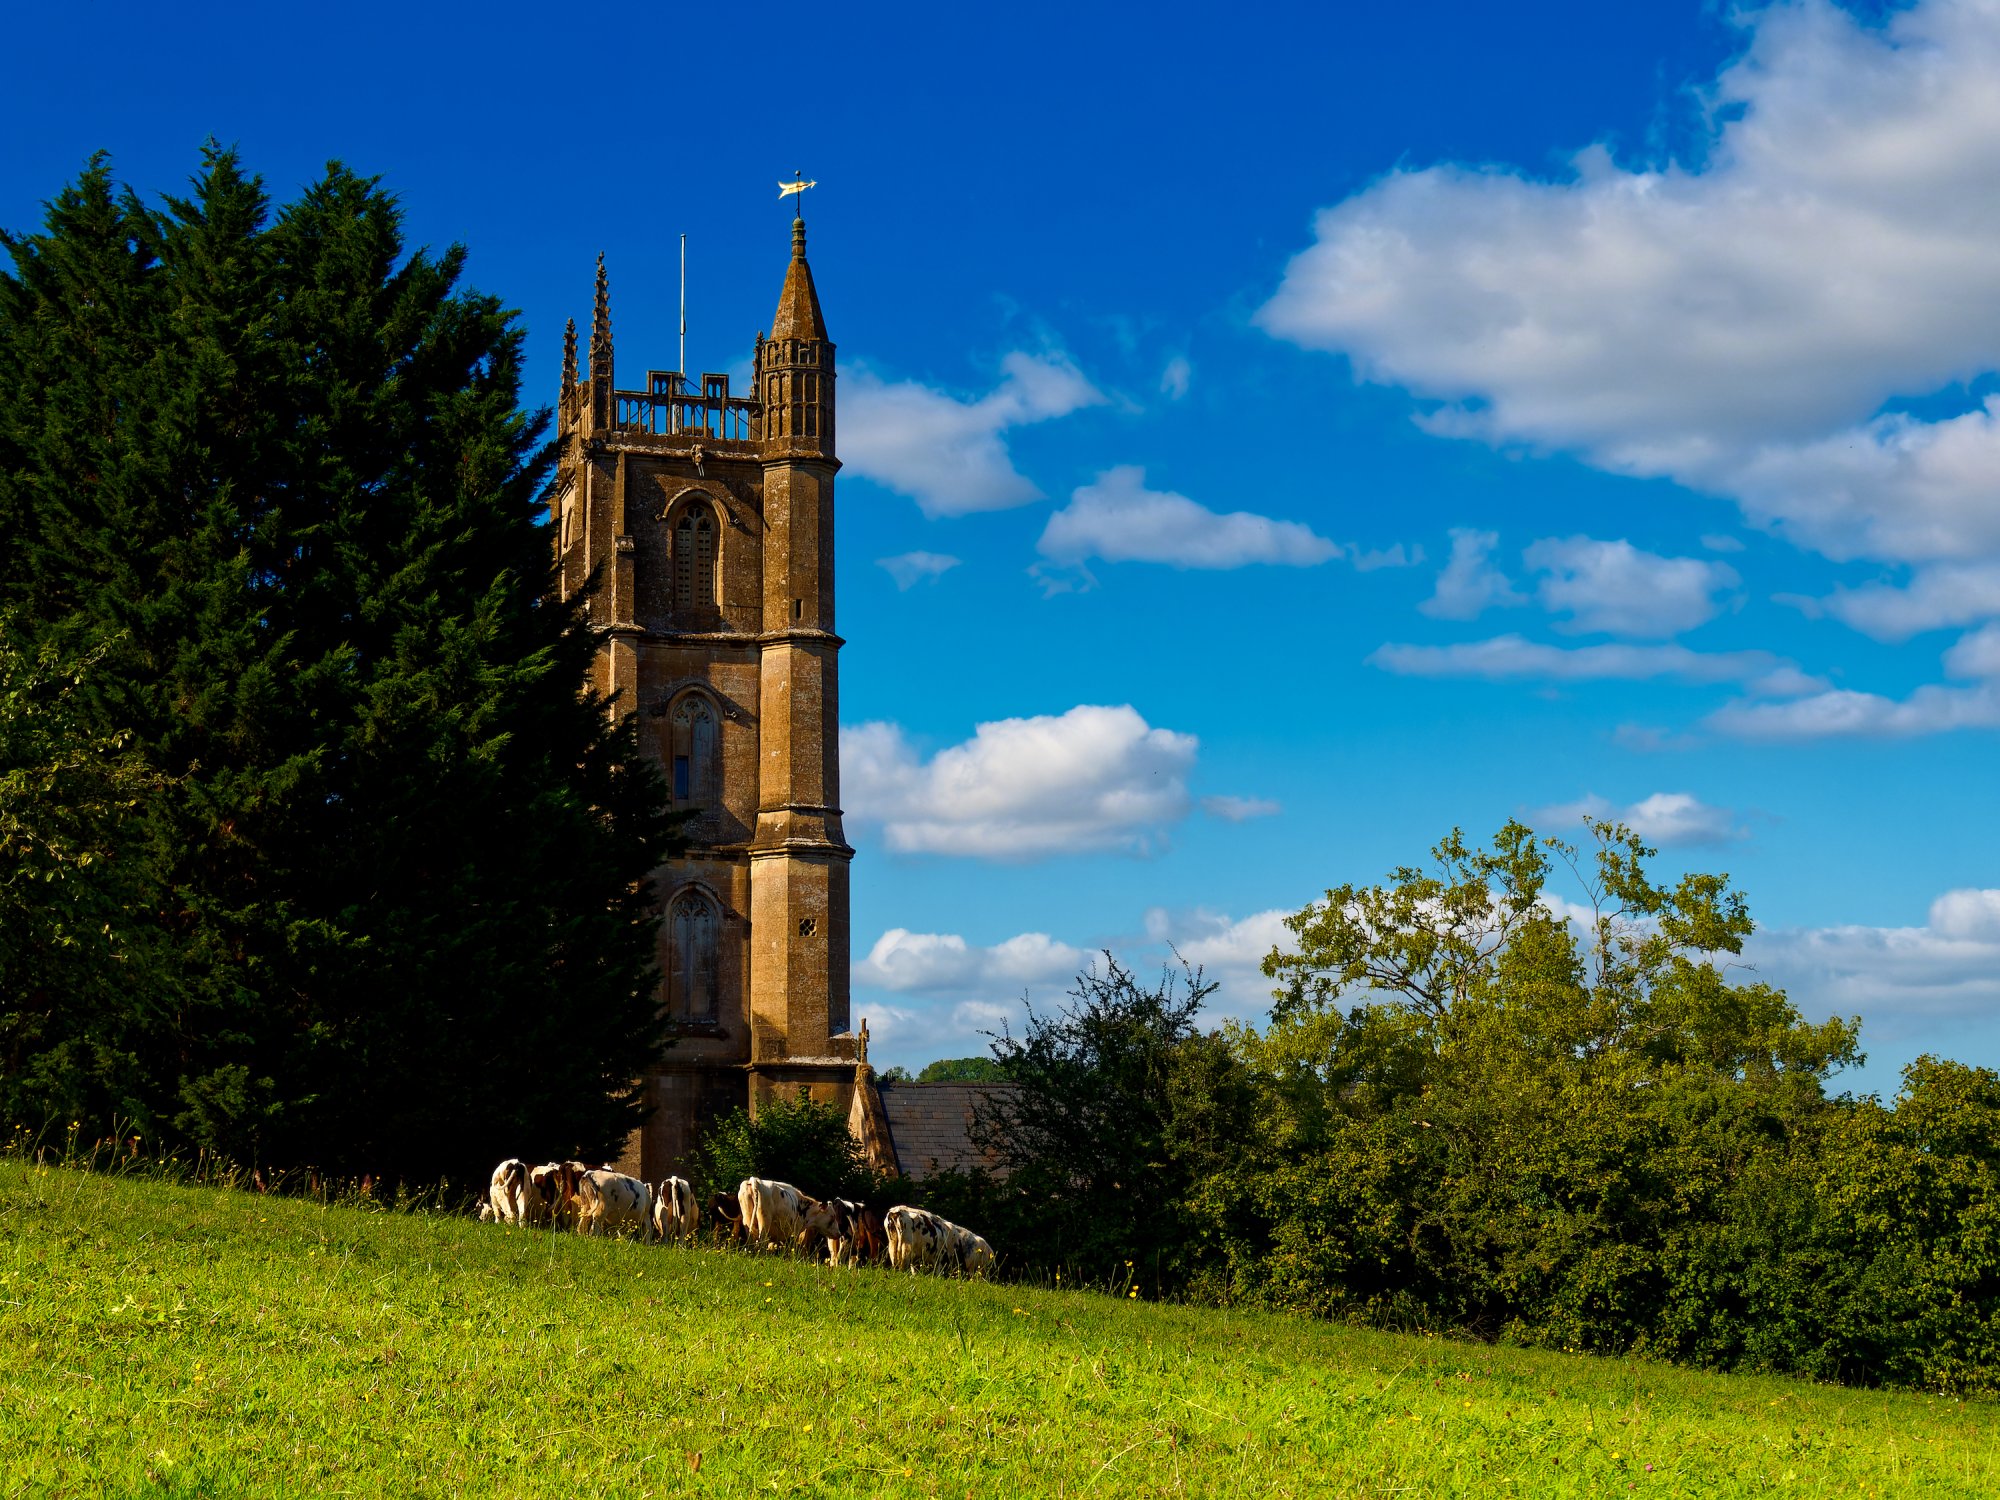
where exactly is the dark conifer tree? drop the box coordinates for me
[0,148,676,1183]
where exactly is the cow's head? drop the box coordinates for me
[803,1200,852,1239]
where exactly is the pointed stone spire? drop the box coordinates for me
[561,316,578,389]
[770,218,828,342]
[590,253,613,386]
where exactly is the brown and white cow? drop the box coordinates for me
[484,1158,530,1225]
[523,1160,587,1228]
[738,1177,815,1253]
[801,1197,856,1265]
[802,1198,887,1267]
[577,1169,654,1239]
[652,1176,699,1242]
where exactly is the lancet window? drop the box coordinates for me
[667,889,721,1021]
[669,693,717,807]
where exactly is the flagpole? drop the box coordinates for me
[679,233,687,384]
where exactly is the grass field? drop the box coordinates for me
[1,1159,1993,1497]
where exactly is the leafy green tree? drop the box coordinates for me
[916,1056,1011,1083]
[1193,821,1867,1352]
[693,1092,876,1204]
[974,956,1254,1286]
[0,149,676,1183]
[0,622,171,1129]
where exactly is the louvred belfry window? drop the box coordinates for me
[668,891,720,1021]
[673,503,716,609]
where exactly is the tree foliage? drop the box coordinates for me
[972,956,1255,1283]
[960,821,1998,1393]
[0,149,676,1183]
[916,1056,1011,1083]
[693,1092,880,1205]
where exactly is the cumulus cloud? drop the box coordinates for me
[841,704,1198,859]
[1420,528,1526,620]
[1707,623,2000,739]
[854,928,1086,994]
[1257,0,2000,567]
[1160,354,1192,400]
[1369,634,1822,694]
[1945,621,2000,679]
[1748,888,2000,1037]
[1818,560,2000,641]
[876,551,961,590]
[1037,466,1341,570]
[1524,536,1740,638]
[841,351,1105,517]
[1533,791,1746,847]
[1143,906,1298,1018]
[1707,680,2000,740]
[1201,795,1282,822]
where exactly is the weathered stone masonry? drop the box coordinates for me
[553,219,872,1177]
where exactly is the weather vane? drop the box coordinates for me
[778,170,817,213]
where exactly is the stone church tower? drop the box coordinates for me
[552,217,869,1178]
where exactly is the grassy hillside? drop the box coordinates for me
[1,1160,1993,1497]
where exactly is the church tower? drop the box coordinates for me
[552,215,860,1177]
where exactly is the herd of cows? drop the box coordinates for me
[477,1158,997,1277]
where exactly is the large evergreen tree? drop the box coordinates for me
[0,149,675,1183]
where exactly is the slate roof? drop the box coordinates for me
[876,1081,1017,1180]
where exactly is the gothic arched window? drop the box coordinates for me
[672,502,717,610]
[667,890,721,1021]
[669,693,717,807]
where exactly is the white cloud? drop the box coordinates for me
[1257,0,2000,567]
[841,704,1198,859]
[1944,621,2000,679]
[1037,466,1341,570]
[1819,560,2000,641]
[1353,542,1425,572]
[1369,634,1822,693]
[854,928,1086,994]
[1160,354,1192,400]
[1201,795,1282,822]
[841,351,1105,517]
[1706,680,2000,740]
[1701,533,1747,554]
[1929,887,2000,943]
[877,551,961,590]
[1420,528,1525,620]
[1143,906,1297,1019]
[1534,791,1746,847]
[1524,536,1739,638]
[1748,890,2000,1038]
[1707,623,2000,739]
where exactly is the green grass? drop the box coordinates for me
[0,1160,1992,1497]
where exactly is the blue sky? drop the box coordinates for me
[9,0,1998,1093]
